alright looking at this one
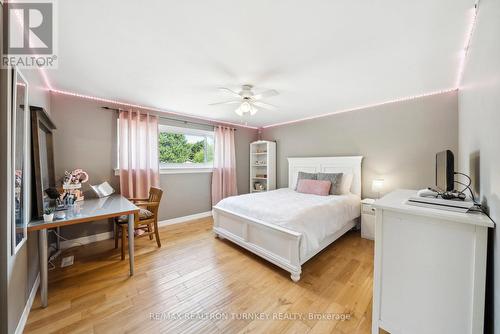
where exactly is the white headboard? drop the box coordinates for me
[288,156,363,196]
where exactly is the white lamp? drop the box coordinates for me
[372,179,384,199]
[235,101,258,116]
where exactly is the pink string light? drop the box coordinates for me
[262,89,457,129]
[39,5,479,129]
[455,6,478,88]
[50,89,258,129]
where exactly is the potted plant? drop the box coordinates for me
[43,208,54,222]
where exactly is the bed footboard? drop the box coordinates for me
[213,207,303,281]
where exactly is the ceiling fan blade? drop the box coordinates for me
[252,101,277,110]
[218,87,242,98]
[253,89,279,100]
[209,100,241,106]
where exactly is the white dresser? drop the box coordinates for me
[372,190,494,334]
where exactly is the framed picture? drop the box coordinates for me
[30,105,56,218]
[11,68,29,254]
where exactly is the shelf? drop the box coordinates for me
[250,141,275,193]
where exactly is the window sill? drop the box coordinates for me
[114,168,213,176]
[160,168,213,174]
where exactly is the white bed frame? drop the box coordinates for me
[213,156,363,281]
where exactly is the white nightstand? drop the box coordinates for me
[361,198,376,240]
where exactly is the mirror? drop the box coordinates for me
[12,68,29,254]
[30,105,56,217]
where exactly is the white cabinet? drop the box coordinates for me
[361,198,375,240]
[249,141,276,193]
[372,190,494,334]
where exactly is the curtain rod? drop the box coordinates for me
[101,106,237,130]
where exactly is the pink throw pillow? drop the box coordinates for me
[296,179,332,196]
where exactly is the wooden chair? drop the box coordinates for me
[114,187,163,260]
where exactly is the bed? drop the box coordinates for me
[213,156,363,281]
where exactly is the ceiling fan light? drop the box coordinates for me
[234,105,244,116]
[250,104,258,115]
[240,101,251,113]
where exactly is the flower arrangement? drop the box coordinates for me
[63,169,89,185]
[62,169,89,202]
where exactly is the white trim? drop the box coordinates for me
[49,212,213,250]
[55,231,114,250]
[114,168,213,176]
[160,168,213,174]
[15,274,40,334]
[11,68,29,255]
[158,211,212,226]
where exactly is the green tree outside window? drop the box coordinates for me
[159,132,213,164]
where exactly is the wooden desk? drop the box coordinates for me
[28,194,139,308]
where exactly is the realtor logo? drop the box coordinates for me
[2,0,58,68]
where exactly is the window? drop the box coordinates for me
[158,125,214,170]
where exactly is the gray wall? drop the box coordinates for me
[261,91,458,198]
[50,92,257,239]
[458,0,499,332]
[50,93,120,239]
[158,125,256,220]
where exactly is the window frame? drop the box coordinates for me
[115,121,215,175]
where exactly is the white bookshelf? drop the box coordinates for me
[250,140,276,193]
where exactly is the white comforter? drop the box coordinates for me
[214,188,361,258]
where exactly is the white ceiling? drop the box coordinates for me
[48,0,474,127]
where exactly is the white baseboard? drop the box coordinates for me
[49,211,212,250]
[52,231,114,250]
[15,273,40,334]
[158,211,212,227]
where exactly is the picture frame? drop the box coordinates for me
[30,105,57,218]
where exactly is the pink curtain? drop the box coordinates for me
[211,126,237,205]
[119,110,160,199]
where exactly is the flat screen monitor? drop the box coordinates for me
[436,150,454,192]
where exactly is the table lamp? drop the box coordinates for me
[372,179,384,198]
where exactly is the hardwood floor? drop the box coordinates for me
[25,217,375,334]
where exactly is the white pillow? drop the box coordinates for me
[338,173,353,194]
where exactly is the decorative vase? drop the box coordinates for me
[43,213,54,222]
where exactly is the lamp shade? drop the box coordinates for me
[372,179,384,193]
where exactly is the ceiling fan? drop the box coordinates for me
[210,84,279,116]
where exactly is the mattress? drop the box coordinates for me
[214,188,361,258]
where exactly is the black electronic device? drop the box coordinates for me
[436,150,454,192]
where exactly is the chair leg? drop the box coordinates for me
[154,220,161,248]
[114,223,119,249]
[147,224,153,240]
[121,225,126,260]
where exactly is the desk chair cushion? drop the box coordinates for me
[116,208,154,223]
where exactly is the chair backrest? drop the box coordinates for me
[147,187,163,216]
